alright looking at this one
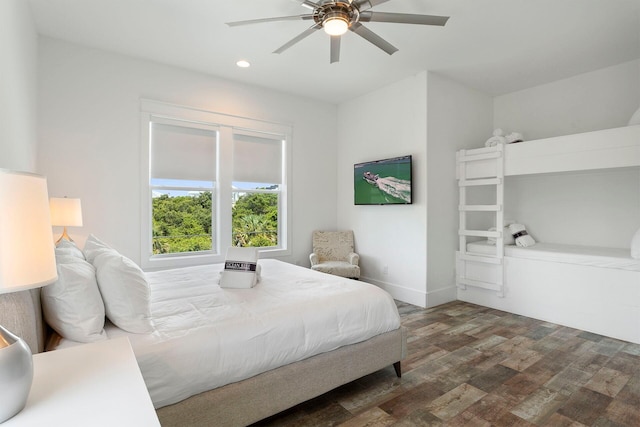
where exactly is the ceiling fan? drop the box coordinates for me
[226,0,449,63]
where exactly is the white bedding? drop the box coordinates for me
[54,259,401,408]
[466,240,640,272]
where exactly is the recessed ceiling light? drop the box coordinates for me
[236,60,250,68]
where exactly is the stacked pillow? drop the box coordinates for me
[42,235,154,343]
[83,235,153,334]
[41,240,107,342]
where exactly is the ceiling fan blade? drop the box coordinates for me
[330,35,341,63]
[359,11,449,26]
[350,22,398,55]
[297,0,320,9]
[226,14,313,27]
[353,0,391,12]
[274,23,322,54]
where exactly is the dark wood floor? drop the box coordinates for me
[254,300,640,426]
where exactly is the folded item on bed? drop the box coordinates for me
[52,259,402,409]
[509,223,536,247]
[219,246,259,289]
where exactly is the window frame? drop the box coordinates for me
[140,99,292,270]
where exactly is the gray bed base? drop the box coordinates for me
[156,327,407,427]
[0,290,406,427]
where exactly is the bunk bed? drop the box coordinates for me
[456,125,640,344]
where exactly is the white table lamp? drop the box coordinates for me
[49,197,83,244]
[0,169,58,423]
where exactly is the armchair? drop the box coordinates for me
[309,230,360,279]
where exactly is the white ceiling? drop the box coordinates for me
[27,0,640,104]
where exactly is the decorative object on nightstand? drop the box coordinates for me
[49,196,83,244]
[0,169,57,423]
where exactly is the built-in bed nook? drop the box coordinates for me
[456,125,640,344]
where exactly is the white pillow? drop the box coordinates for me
[83,234,112,264]
[92,249,153,333]
[55,239,86,259]
[42,254,107,342]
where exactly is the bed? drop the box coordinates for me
[456,124,640,344]
[18,237,406,427]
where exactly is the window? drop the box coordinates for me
[150,121,217,256]
[232,132,283,248]
[140,100,291,269]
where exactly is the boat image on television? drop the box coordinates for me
[354,155,413,205]
[363,171,379,186]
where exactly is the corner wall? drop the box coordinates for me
[336,72,493,308]
[426,72,494,306]
[336,73,428,306]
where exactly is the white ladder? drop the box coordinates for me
[456,144,505,297]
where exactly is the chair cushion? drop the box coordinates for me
[311,261,360,279]
[312,231,355,263]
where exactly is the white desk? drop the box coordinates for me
[4,337,160,426]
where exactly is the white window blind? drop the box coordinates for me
[233,133,283,184]
[151,122,217,182]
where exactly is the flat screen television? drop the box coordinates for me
[354,155,412,205]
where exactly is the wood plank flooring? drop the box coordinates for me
[253,300,640,426]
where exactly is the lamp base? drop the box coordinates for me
[0,324,33,422]
[55,226,74,245]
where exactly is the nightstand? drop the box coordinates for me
[3,337,159,426]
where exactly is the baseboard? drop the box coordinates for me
[426,286,457,308]
[362,276,427,308]
[362,277,457,309]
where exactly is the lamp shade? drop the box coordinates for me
[0,169,58,293]
[49,197,83,227]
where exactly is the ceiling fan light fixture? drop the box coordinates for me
[323,15,349,36]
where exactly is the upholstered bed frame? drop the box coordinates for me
[1,289,407,427]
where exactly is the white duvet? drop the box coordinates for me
[60,259,401,408]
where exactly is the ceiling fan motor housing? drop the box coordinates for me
[314,1,360,29]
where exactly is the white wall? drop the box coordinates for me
[496,60,640,249]
[0,0,39,171]
[494,60,640,140]
[336,72,428,306]
[37,38,338,266]
[426,72,493,306]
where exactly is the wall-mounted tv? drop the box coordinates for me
[354,155,412,205]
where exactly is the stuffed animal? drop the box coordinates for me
[484,129,507,147]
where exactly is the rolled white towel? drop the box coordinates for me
[508,223,536,247]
